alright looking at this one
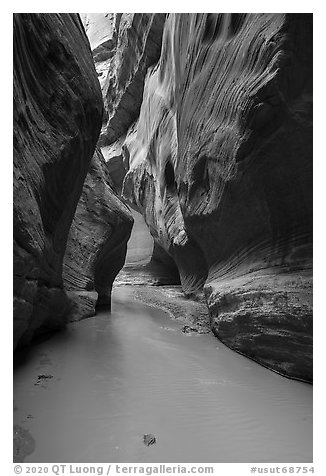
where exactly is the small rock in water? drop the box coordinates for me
[34,374,53,386]
[182,325,198,334]
[143,434,156,446]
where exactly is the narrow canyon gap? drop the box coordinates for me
[14,207,312,463]
[13,12,313,463]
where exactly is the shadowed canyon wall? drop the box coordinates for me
[91,13,312,382]
[13,13,132,348]
[63,148,133,319]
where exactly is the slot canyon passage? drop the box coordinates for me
[13,13,313,463]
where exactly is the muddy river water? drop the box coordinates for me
[13,212,312,462]
[14,284,312,463]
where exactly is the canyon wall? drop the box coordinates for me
[96,13,312,382]
[81,13,181,287]
[63,148,133,319]
[81,13,166,147]
[13,13,104,348]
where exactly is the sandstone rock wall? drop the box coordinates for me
[63,148,133,319]
[119,13,312,381]
[13,13,103,348]
[81,13,166,147]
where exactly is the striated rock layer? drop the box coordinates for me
[119,13,312,381]
[13,13,103,348]
[81,13,166,147]
[63,149,133,319]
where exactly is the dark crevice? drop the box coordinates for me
[203,14,224,44]
[228,13,247,37]
[164,160,177,194]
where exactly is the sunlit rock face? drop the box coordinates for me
[121,13,312,381]
[13,14,103,348]
[81,13,166,147]
[63,149,133,319]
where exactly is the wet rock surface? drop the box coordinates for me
[131,285,211,335]
[13,13,103,348]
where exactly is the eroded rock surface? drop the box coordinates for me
[81,13,166,147]
[114,210,180,287]
[63,149,133,319]
[119,14,312,381]
[13,13,103,348]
